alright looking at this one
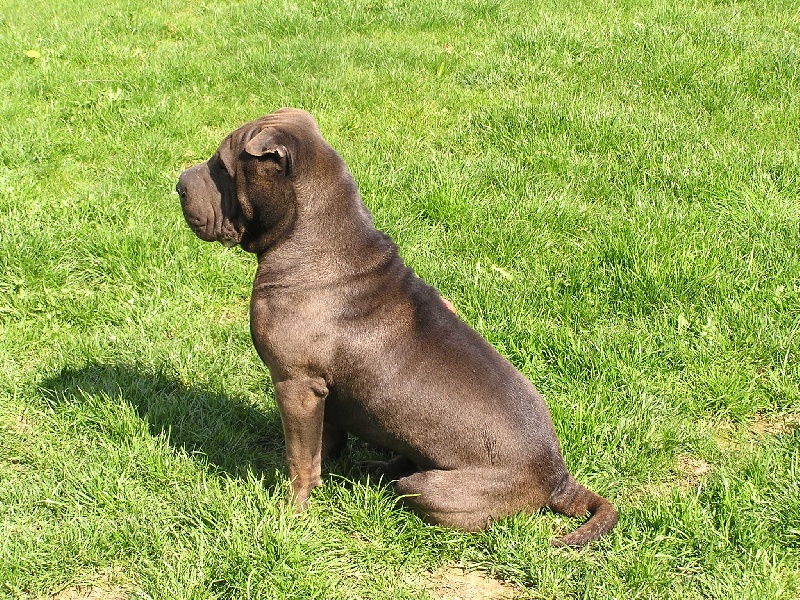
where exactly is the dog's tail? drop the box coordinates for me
[547,474,618,547]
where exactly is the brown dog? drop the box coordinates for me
[177,108,618,546]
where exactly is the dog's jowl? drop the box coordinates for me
[177,108,618,547]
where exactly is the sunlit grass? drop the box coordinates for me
[1,0,798,597]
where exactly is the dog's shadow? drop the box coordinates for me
[38,362,389,486]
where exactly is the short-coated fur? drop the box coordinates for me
[177,108,618,546]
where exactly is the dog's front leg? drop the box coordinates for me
[274,376,328,511]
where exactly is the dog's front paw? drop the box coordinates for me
[286,479,320,512]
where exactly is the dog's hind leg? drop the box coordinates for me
[362,454,417,479]
[394,468,537,531]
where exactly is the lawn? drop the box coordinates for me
[1,0,799,597]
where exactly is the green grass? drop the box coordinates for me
[1,0,799,597]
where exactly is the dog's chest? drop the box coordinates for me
[248,288,342,376]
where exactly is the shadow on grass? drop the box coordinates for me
[37,362,389,487]
[38,362,287,483]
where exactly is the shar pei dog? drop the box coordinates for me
[176,108,618,547]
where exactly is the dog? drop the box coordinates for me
[177,108,618,546]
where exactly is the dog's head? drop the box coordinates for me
[176,107,326,254]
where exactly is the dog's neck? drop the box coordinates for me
[252,168,400,290]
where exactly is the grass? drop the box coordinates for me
[1,0,799,597]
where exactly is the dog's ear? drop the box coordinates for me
[244,128,291,174]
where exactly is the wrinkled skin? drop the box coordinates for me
[177,108,618,547]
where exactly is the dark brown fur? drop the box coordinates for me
[177,108,618,546]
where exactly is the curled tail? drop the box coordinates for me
[547,474,618,547]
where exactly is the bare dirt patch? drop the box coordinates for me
[712,413,799,451]
[748,412,798,436]
[677,456,712,487]
[633,455,713,498]
[44,574,136,600]
[426,566,523,600]
[10,414,34,435]
[47,587,130,600]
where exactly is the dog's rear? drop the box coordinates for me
[319,268,619,544]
